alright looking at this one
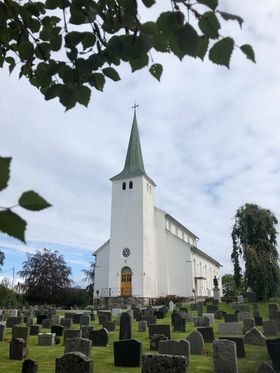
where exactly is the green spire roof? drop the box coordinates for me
[111,111,156,185]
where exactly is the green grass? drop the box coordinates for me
[0,300,278,373]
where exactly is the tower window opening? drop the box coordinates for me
[129,181,133,189]
[122,182,126,190]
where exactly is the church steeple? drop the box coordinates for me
[111,111,156,185]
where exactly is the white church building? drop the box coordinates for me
[93,112,222,299]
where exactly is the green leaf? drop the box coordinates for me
[141,22,157,35]
[199,11,220,39]
[196,35,209,60]
[142,0,155,7]
[177,23,199,57]
[19,191,52,211]
[240,44,256,63]
[153,32,169,53]
[89,73,105,91]
[44,84,63,100]
[81,32,96,49]
[209,37,234,68]
[0,209,26,242]
[196,0,218,10]
[59,86,77,110]
[76,85,91,107]
[46,0,64,9]
[50,34,62,51]
[102,67,120,81]
[129,54,149,72]
[0,157,11,191]
[69,2,86,25]
[18,41,34,60]
[219,11,243,28]
[149,63,163,81]
[157,11,184,35]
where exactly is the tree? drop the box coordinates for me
[0,0,255,110]
[0,156,51,242]
[82,261,95,300]
[17,248,72,304]
[231,203,279,301]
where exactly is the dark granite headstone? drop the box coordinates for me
[149,324,171,339]
[214,310,223,320]
[193,316,209,327]
[51,325,64,337]
[150,334,168,350]
[254,316,263,326]
[9,338,28,360]
[243,318,255,333]
[0,324,5,341]
[36,315,47,325]
[64,329,82,343]
[64,337,92,358]
[22,359,38,373]
[55,352,92,373]
[219,337,245,358]
[81,326,94,339]
[72,314,82,324]
[88,328,109,346]
[224,314,238,323]
[142,353,188,373]
[191,303,197,311]
[141,315,157,326]
[207,305,218,313]
[29,325,40,336]
[114,339,142,367]
[266,338,280,372]
[60,318,72,329]
[197,302,204,317]
[102,321,115,332]
[173,317,186,332]
[119,312,132,340]
[197,326,214,343]
[6,317,22,328]
[12,326,30,343]
[256,362,276,373]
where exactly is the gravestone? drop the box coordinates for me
[243,319,255,332]
[214,310,223,320]
[138,320,147,332]
[51,325,64,337]
[0,324,5,341]
[158,339,190,359]
[197,302,204,316]
[98,311,111,322]
[143,307,154,316]
[197,327,215,343]
[112,308,122,317]
[169,301,174,312]
[141,315,157,326]
[119,312,132,340]
[102,320,115,332]
[155,310,165,319]
[64,337,92,358]
[72,314,83,324]
[193,316,209,327]
[52,315,60,324]
[171,311,180,326]
[149,324,171,339]
[244,327,266,346]
[29,325,40,336]
[55,352,93,373]
[89,328,109,346]
[266,338,280,372]
[64,329,82,343]
[36,315,47,325]
[38,333,55,346]
[60,318,72,329]
[218,322,242,335]
[191,303,197,311]
[213,339,238,373]
[254,316,263,326]
[202,313,215,323]
[150,334,168,350]
[25,317,33,326]
[114,339,142,367]
[256,362,276,373]
[142,353,188,373]
[9,338,28,360]
[81,326,94,339]
[11,309,18,317]
[6,317,22,328]
[238,311,251,322]
[22,359,38,373]
[173,317,186,332]
[224,314,238,323]
[133,308,141,321]
[80,315,90,327]
[64,312,75,320]
[237,295,244,304]
[263,320,278,336]
[219,337,245,358]
[186,330,204,355]
[207,305,218,313]
[42,318,52,329]
[12,326,30,343]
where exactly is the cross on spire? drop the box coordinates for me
[132,103,139,111]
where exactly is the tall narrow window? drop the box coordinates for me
[129,181,133,189]
[122,182,126,190]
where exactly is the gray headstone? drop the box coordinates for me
[263,320,278,336]
[42,318,53,329]
[55,352,93,373]
[243,318,255,332]
[193,316,209,327]
[244,327,266,346]
[88,328,109,346]
[218,322,243,335]
[158,339,190,358]
[9,338,28,360]
[60,318,72,329]
[238,311,251,321]
[150,334,168,350]
[119,312,132,340]
[203,313,215,323]
[256,362,276,373]
[149,324,171,339]
[29,325,40,336]
[142,353,188,373]
[197,302,204,317]
[81,325,94,339]
[213,339,238,373]
[38,333,55,346]
[138,320,147,332]
[0,324,5,341]
[186,330,204,355]
[12,326,30,343]
[64,337,92,358]
[80,315,90,326]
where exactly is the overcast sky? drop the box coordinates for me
[0,0,279,287]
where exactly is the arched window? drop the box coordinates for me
[129,181,133,189]
[122,182,126,190]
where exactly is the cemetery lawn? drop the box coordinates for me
[0,299,278,373]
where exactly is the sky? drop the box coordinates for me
[0,0,280,288]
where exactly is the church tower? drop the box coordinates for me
[108,110,156,298]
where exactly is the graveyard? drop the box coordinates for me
[0,297,279,373]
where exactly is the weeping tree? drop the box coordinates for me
[231,203,279,301]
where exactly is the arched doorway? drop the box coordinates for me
[121,266,132,296]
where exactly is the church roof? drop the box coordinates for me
[110,111,156,186]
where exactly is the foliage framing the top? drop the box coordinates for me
[0,0,255,110]
[231,203,279,301]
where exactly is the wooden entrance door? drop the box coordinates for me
[121,269,132,297]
